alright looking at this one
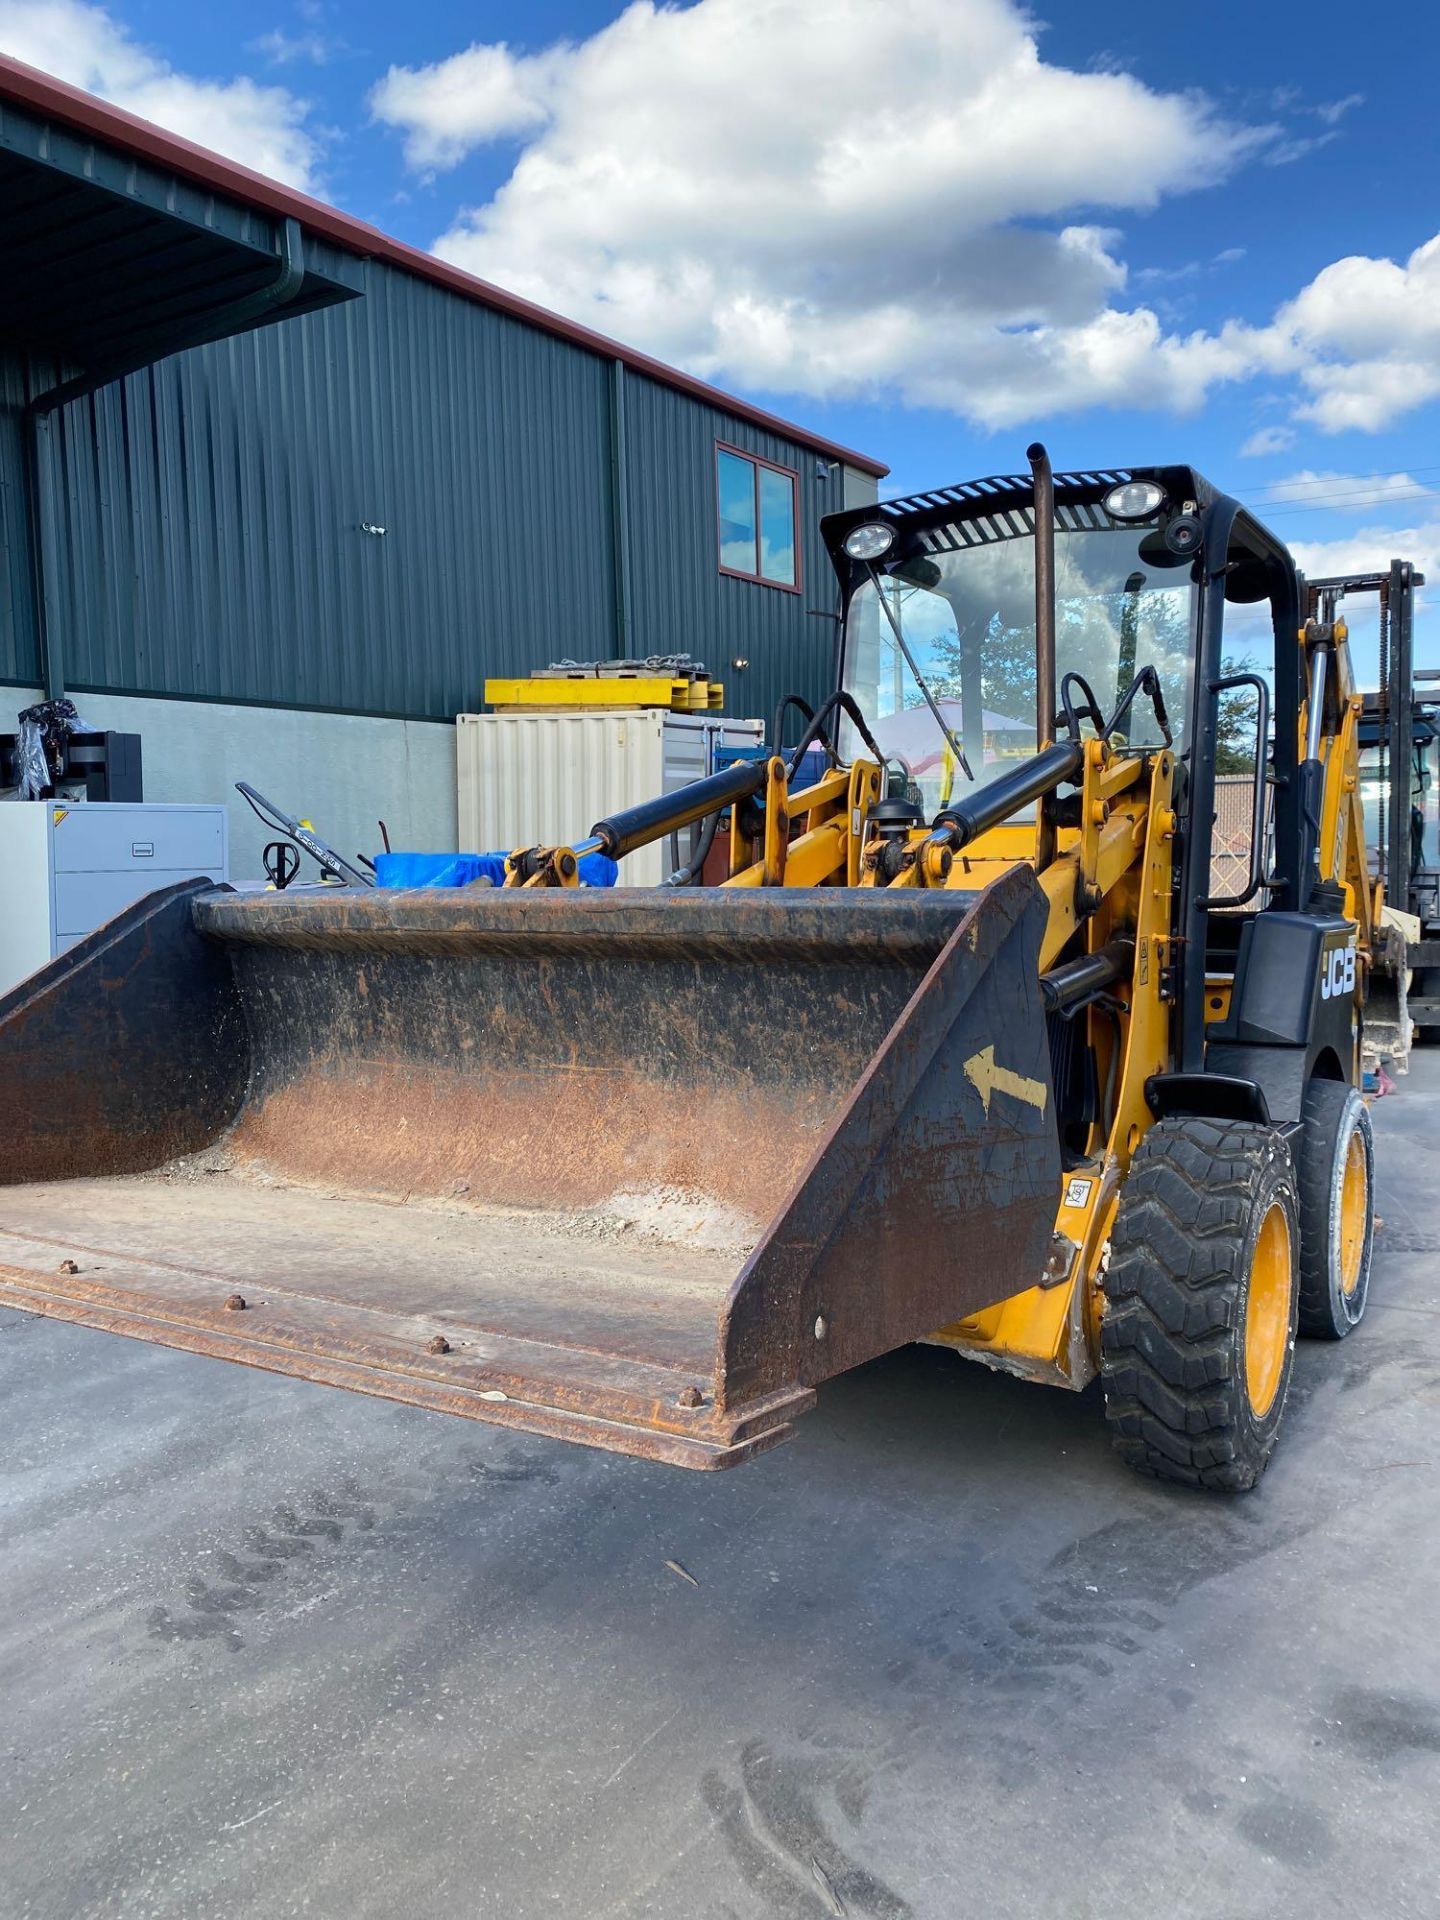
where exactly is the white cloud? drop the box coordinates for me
[1135,245,1247,284]
[369,0,1437,440]
[1290,519,1439,585]
[250,27,334,68]
[0,0,324,189]
[1264,128,1340,167]
[1256,469,1433,510]
[1240,425,1296,457]
[1277,236,1440,431]
[371,0,1271,427]
[370,40,565,169]
[1314,92,1364,127]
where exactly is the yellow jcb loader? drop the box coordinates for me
[0,449,1377,1489]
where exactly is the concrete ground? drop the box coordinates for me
[3,1066,1439,1920]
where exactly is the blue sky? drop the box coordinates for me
[3,0,1438,673]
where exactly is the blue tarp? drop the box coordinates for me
[373,851,619,889]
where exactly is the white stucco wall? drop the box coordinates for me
[6,689,458,882]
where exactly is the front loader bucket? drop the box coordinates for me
[0,870,1059,1468]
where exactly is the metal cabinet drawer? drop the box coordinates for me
[52,868,218,938]
[49,806,224,875]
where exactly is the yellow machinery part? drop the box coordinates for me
[484,676,723,713]
[923,744,1177,1388]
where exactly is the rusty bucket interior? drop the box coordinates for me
[0,873,1058,1467]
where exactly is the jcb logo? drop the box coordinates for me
[1321,942,1356,1001]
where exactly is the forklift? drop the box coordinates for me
[1311,561,1432,1064]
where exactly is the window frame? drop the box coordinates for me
[714,441,802,594]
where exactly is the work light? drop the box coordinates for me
[1102,480,1167,522]
[843,522,897,561]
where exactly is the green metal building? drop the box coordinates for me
[0,56,884,869]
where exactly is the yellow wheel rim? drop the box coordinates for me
[1339,1130,1368,1298]
[1245,1202,1292,1418]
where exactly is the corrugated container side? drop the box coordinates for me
[457,711,667,884]
[456,710,762,886]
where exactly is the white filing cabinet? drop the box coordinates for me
[0,801,228,996]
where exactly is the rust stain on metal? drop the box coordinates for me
[0,874,1060,1470]
[228,1065,824,1225]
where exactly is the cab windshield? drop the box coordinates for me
[841,525,1196,818]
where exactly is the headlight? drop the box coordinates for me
[1102,480,1167,522]
[843,522,897,561]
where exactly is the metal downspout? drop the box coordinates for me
[23,217,307,700]
[609,359,632,657]
[20,404,57,698]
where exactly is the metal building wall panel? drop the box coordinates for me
[620,371,843,736]
[0,347,41,685]
[18,259,857,732]
[41,261,618,719]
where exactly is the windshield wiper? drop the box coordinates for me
[864,562,974,782]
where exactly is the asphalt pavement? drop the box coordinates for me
[4,1059,1439,1919]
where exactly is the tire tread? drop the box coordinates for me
[1101,1117,1296,1492]
[1296,1079,1372,1339]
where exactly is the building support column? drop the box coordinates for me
[609,358,631,660]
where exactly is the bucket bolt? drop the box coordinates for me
[675,1386,704,1409]
[427,1333,452,1355]
[224,1293,247,1312]
[1040,1235,1074,1287]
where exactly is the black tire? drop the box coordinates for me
[1296,1079,1374,1339]
[1101,1117,1299,1492]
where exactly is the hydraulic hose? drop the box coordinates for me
[664,808,723,886]
[773,694,840,769]
[782,690,887,781]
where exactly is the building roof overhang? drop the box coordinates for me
[0,54,887,475]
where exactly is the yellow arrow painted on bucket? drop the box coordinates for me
[964,1045,1048,1116]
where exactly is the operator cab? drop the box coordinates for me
[835,482,1197,817]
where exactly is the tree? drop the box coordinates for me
[923,583,1193,738]
[1214,654,1262,774]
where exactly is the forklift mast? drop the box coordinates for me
[1314,560,1426,914]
